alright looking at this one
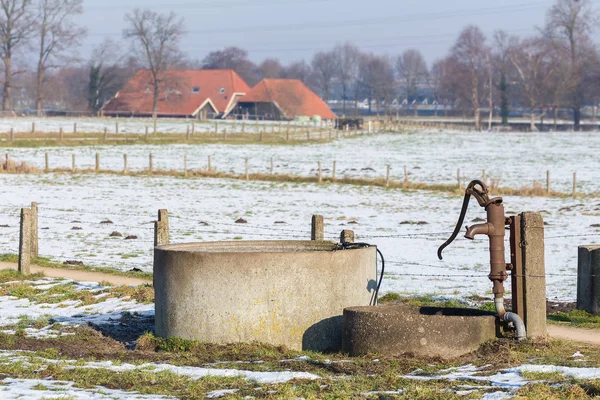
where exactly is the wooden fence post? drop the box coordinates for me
[386,165,390,187]
[270,158,274,175]
[154,209,170,247]
[9,128,14,143]
[30,202,38,258]
[32,122,35,133]
[340,229,355,244]
[245,157,249,181]
[123,154,128,174]
[149,153,153,174]
[95,153,100,173]
[208,155,212,171]
[332,160,336,181]
[73,122,77,134]
[18,208,31,275]
[311,215,324,240]
[184,155,188,177]
[44,153,49,172]
[191,121,195,136]
[71,154,75,172]
[546,170,550,194]
[573,172,577,197]
[59,127,64,141]
[318,161,322,183]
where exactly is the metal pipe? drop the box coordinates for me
[495,296,526,341]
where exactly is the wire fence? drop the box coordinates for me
[0,203,596,284]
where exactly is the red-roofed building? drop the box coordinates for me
[227,79,336,120]
[103,69,250,119]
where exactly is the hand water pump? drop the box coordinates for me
[437,180,526,340]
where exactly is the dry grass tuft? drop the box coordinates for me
[0,158,39,173]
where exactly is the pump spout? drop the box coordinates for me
[465,223,493,240]
[495,296,526,341]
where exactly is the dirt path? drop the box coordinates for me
[0,261,151,286]
[547,324,600,345]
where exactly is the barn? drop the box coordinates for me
[103,69,250,119]
[227,79,336,121]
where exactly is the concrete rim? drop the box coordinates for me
[156,240,349,253]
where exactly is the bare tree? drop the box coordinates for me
[395,49,428,116]
[34,0,85,116]
[284,60,311,83]
[449,25,490,130]
[358,53,394,116]
[334,42,360,115]
[508,37,556,131]
[123,8,185,120]
[0,0,33,111]
[545,0,597,130]
[202,46,260,85]
[259,57,283,79]
[311,50,337,102]
[88,39,135,113]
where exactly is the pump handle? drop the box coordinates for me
[437,180,489,260]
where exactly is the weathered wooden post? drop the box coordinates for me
[245,157,249,181]
[73,122,77,134]
[154,209,170,247]
[386,165,390,187]
[32,122,35,133]
[318,161,322,183]
[573,172,577,197]
[95,153,100,173]
[311,215,324,240]
[18,208,31,275]
[9,128,14,143]
[270,158,274,175]
[149,153,153,174]
[186,127,191,142]
[546,170,550,194]
[340,230,354,244]
[30,202,38,258]
[577,245,600,315]
[59,127,64,141]
[103,127,108,141]
[208,155,212,171]
[116,121,119,134]
[44,153,49,172]
[123,154,128,174]
[191,121,196,136]
[184,155,188,177]
[71,154,75,172]
[332,160,337,181]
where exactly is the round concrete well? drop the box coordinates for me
[342,304,499,358]
[154,240,376,352]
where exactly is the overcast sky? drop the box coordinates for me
[82,0,582,65]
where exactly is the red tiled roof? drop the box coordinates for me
[103,69,250,116]
[239,79,336,119]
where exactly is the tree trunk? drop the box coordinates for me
[36,61,44,117]
[573,107,581,132]
[152,83,159,121]
[3,57,12,111]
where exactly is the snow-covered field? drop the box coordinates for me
[4,129,600,194]
[0,171,597,301]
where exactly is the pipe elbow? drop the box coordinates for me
[495,297,526,341]
[465,222,493,240]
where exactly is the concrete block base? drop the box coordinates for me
[342,304,498,359]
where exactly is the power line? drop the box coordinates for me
[87,2,552,37]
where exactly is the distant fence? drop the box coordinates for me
[1,151,586,197]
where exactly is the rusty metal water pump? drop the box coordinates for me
[437,180,526,340]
